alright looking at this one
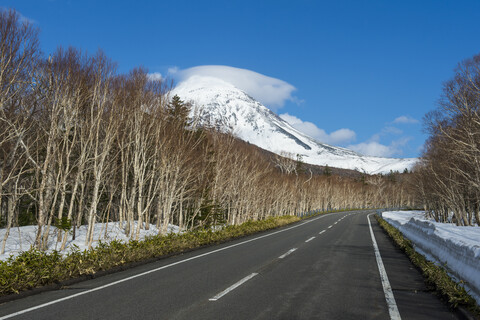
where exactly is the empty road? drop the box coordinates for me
[0,210,463,319]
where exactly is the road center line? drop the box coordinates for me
[209,273,258,301]
[0,212,340,320]
[367,213,401,320]
[305,236,315,243]
[319,230,326,235]
[279,248,297,259]
[328,225,333,229]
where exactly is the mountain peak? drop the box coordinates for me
[172,76,417,174]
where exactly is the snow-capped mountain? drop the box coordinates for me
[172,75,417,174]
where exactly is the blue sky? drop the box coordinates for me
[4,0,480,158]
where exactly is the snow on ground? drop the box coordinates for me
[0,222,181,262]
[380,210,480,304]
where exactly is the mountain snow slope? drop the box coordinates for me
[172,75,417,174]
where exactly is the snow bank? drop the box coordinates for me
[380,211,480,304]
[0,222,181,262]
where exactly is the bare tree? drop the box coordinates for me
[0,9,41,249]
[415,52,480,226]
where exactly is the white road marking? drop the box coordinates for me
[319,230,326,235]
[279,248,297,259]
[0,214,338,320]
[305,236,315,243]
[0,212,334,319]
[367,214,401,320]
[209,273,258,301]
[328,225,333,229]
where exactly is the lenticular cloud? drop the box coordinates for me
[173,65,297,111]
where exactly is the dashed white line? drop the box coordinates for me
[209,273,258,301]
[319,230,326,235]
[0,212,335,320]
[279,248,297,259]
[305,236,315,243]
[328,225,333,229]
[367,213,401,320]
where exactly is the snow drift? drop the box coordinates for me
[380,211,480,304]
[0,222,180,261]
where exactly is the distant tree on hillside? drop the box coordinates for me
[167,94,191,128]
[295,154,305,175]
[323,165,332,176]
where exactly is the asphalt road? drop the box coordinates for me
[0,210,464,319]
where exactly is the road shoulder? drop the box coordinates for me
[370,215,465,320]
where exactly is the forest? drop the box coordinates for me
[414,52,480,226]
[0,9,417,254]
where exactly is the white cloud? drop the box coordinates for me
[348,137,411,157]
[329,128,357,144]
[279,113,415,157]
[147,72,162,81]
[18,12,35,24]
[416,144,425,154]
[0,7,36,24]
[280,113,356,145]
[174,65,298,111]
[382,126,403,135]
[393,116,419,124]
[345,121,415,157]
[168,66,179,75]
[348,141,396,157]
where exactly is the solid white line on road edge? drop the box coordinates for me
[0,214,339,320]
[367,213,401,320]
[209,273,258,301]
[305,236,315,243]
[319,230,326,235]
[279,248,297,259]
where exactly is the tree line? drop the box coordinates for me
[414,52,480,226]
[0,9,416,253]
